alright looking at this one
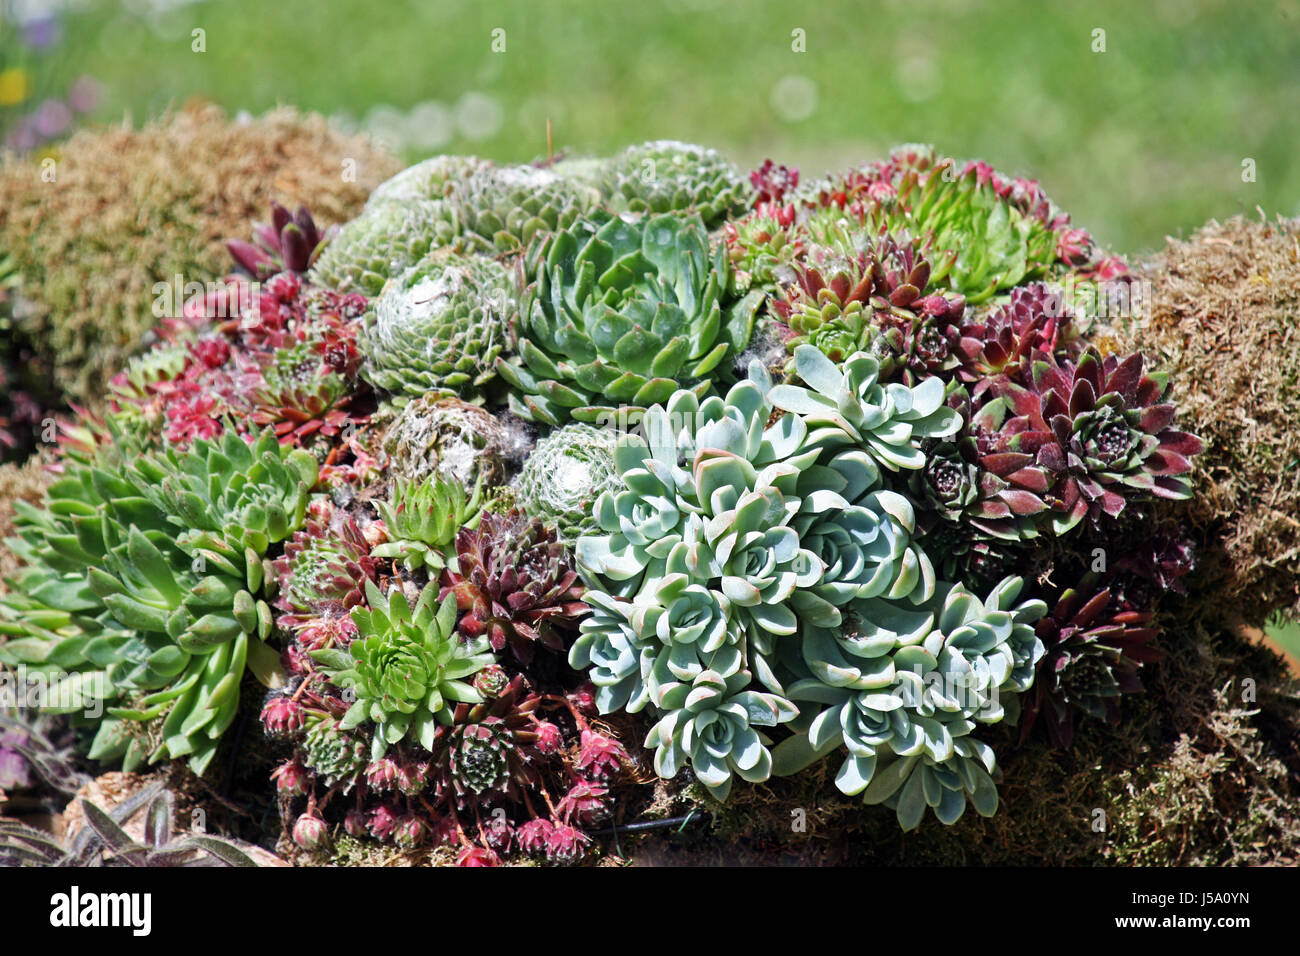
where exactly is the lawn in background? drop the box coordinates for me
[36,0,1300,257]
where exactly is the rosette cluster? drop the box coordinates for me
[572,345,1047,826]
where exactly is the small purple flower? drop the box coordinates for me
[23,16,61,51]
[31,99,72,139]
[67,76,102,114]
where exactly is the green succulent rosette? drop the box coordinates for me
[603,140,751,227]
[310,199,460,296]
[310,580,494,760]
[0,427,314,774]
[450,164,601,253]
[359,250,513,404]
[497,211,763,426]
[513,422,622,542]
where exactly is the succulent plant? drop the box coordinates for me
[774,576,1045,829]
[513,422,621,542]
[301,720,370,788]
[0,712,88,795]
[980,348,1203,534]
[310,579,494,759]
[440,510,588,663]
[952,283,1078,394]
[426,674,542,805]
[574,355,969,799]
[497,212,763,426]
[768,345,961,469]
[372,473,483,572]
[450,165,600,253]
[773,236,966,378]
[603,140,750,227]
[382,394,523,489]
[359,251,513,404]
[0,426,314,774]
[252,341,357,446]
[309,199,460,295]
[273,509,378,629]
[0,781,259,866]
[907,432,1051,542]
[227,202,324,280]
[815,149,1066,303]
[645,668,796,801]
[368,155,492,204]
[723,203,801,295]
[1019,569,1162,748]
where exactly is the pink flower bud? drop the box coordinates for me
[534,721,564,755]
[260,697,304,736]
[516,818,554,855]
[344,809,368,839]
[272,759,311,797]
[292,813,329,851]
[456,845,501,867]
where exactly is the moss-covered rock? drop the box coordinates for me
[1112,216,1300,623]
[0,104,400,402]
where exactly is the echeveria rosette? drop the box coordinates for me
[568,590,652,714]
[769,345,961,469]
[497,212,763,426]
[669,482,823,642]
[774,576,1046,829]
[790,450,937,628]
[1019,570,1162,749]
[359,251,512,404]
[575,360,815,596]
[311,580,495,761]
[988,348,1204,534]
[644,668,796,801]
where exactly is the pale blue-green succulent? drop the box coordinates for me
[773,576,1046,829]
[769,344,961,468]
[643,668,795,802]
[571,348,1049,826]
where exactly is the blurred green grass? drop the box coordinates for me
[46,0,1300,256]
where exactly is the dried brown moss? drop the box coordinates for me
[1114,216,1300,623]
[0,103,400,401]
